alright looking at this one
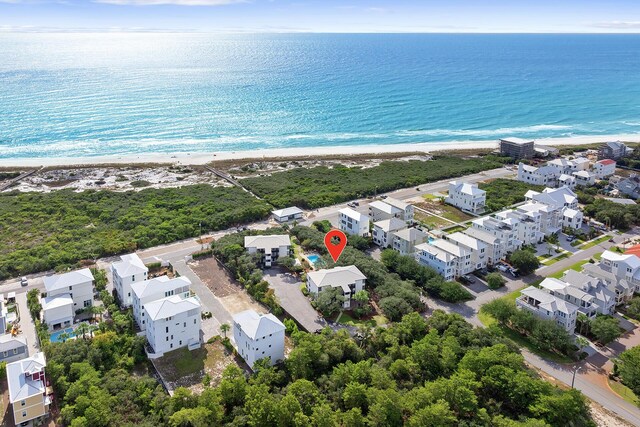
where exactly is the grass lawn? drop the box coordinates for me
[337,312,387,327]
[423,194,441,201]
[542,252,570,266]
[415,199,473,223]
[442,225,468,234]
[415,211,452,229]
[580,235,611,250]
[609,379,640,406]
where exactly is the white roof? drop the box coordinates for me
[7,352,46,403]
[373,217,406,233]
[233,310,285,340]
[446,232,487,251]
[563,208,581,219]
[559,174,575,182]
[144,295,201,321]
[339,208,368,222]
[44,268,94,292]
[244,234,292,250]
[463,227,500,244]
[602,250,640,270]
[573,170,595,178]
[41,294,74,311]
[430,239,468,257]
[416,242,455,263]
[272,206,303,217]
[385,197,410,211]
[131,276,191,300]
[394,227,428,242]
[307,265,366,289]
[533,187,577,208]
[450,181,485,196]
[520,286,578,315]
[0,334,27,352]
[369,200,399,215]
[112,253,148,277]
[604,197,636,205]
[501,137,534,145]
[539,277,568,292]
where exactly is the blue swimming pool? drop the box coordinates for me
[50,327,74,343]
[307,254,321,265]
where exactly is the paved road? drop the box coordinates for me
[15,291,39,356]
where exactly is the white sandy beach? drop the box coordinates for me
[1,134,639,168]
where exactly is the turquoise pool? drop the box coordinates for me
[50,327,74,343]
[307,254,321,265]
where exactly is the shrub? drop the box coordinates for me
[486,272,506,290]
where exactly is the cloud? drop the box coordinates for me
[94,0,245,5]
[590,21,640,29]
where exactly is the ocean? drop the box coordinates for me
[1,33,640,159]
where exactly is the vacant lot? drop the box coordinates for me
[414,198,473,229]
[479,178,544,212]
[190,256,238,298]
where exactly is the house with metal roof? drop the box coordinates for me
[516,286,578,332]
[233,310,285,369]
[6,352,51,425]
[144,294,201,357]
[112,253,149,307]
[307,266,366,309]
[272,206,304,223]
[445,181,486,214]
[131,276,192,331]
[372,217,407,248]
[244,234,293,268]
[339,208,370,237]
[43,268,94,314]
[391,227,429,255]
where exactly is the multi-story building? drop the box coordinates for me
[561,271,616,316]
[558,174,576,189]
[384,198,414,223]
[445,181,486,214]
[368,198,414,223]
[41,294,74,331]
[445,232,488,271]
[131,276,192,331]
[548,157,590,175]
[0,334,28,364]
[391,227,429,255]
[339,208,370,237]
[144,294,202,357]
[593,159,616,178]
[307,266,366,309]
[244,235,293,268]
[598,141,629,160]
[43,268,95,315]
[582,262,635,306]
[524,186,583,231]
[7,352,51,426]
[617,176,640,200]
[471,216,521,253]
[572,170,597,187]
[415,238,473,280]
[463,227,504,266]
[517,163,559,187]
[516,286,578,332]
[112,253,149,308]
[272,207,304,223]
[599,250,640,293]
[495,208,544,246]
[372,218,406,248]
[500,137,535,159]
[233,310,286,369]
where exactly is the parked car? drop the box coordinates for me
[460,274,476,284]
[380,195,388,199]
[508,268,519,277]
[347,202,356,208]
[496,264,509,273]
[20,276,28,286]
[566,235,575,242]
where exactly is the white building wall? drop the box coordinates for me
[47,281,94,312]
[339,211,370,237]
[233,324,285,369]
[145,307,201,355]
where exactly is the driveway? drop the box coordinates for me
[263,268,325,333]
[15,291,39,356]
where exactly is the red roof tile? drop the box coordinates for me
[598,159,616,165]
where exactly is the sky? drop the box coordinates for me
[1,0,640,33]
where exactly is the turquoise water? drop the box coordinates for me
[2,33,640,159]
[307,254,321,265]
[50,327,74,343]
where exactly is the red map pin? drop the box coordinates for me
[324,229,348,263]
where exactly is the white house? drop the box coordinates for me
[307,266,366,309]
[112,253,149,308]
[525,186,582,231]
[445,181,486,214]
[41,294,74,331]
[391,227,429,255]
[582,263,634,306]
[600,250,640,293]
[558,174,576,189]
[372,218,406,248]
[233,310,285,369]
[561,271,617,316]
[572,170,597,187]
[495,208,544,246]
[517,163,559,187]
[463,227,504,266]
[272,207,304,223]
[244,235,293,268]
[445,232,488,270]
[144,294,202,357]
[471,216,521,253]
[7,352,50,426]
[593,159,616,178]
[43,268,95,315]
[339,208,370,237]
[368,198,414,223]
[0,334,28,364]
[548,157,590,175]
[415,239,473,280]
[516,286,578,332]
[132,276,192,331]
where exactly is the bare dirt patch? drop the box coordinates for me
[189,256,239,298]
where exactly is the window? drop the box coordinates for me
[21,400,25,407]
[13,348,17,354]
[84,300,92,308]
[183,322,186,327]
[166,337,169,341]
[193,319,196,324]
[2,351,6,357]
[166,327,169,333]
[179,340,182,345]
[22,411,27,418]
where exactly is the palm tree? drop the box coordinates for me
[59,332,70,343]
[220,323,230,339]
[576,336,589,353]
[90,305,103,323]
[577,313,591,336]
[76,323,89,340]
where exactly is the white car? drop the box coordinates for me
[496,264,509,273]
[20,277,28,286]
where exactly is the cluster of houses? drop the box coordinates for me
[517,157,617,189]
[517,249,640,332]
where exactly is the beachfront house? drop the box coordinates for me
[517,163,559,187]
[144,294,202,357]
[244,235,293,268]
[368,198,414,223]
[233,310,285,369]
[593,159,616,179]
[0,334,28,364]
[112,253,149,308]
[41,294,74,331]
[372,218,407,248]
[131,276,192,331]
[339,208,370,237]
[548,157,590,175]
[445,181,486,214]
[445,232,488,271]
[391,227,429,255]
[272,206,304,223]
[499,137,535,159]
[7,352,51,426]
[516,286,578,332]
[598,141,629,160]
[307,266,366,309]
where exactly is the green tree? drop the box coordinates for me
[314,288,345,317]
[590,316,621,345]
[482,299,516,324]
[220,323,230,338]
[486,272,507,290]
[509,250,540,275]
[616,346,640,395]
[407,400,457,427]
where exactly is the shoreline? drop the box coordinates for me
[1,134,639,168]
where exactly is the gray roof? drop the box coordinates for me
[373,217,406,233]
[112,253,148,277]
[244,234,292,250]
[449,181,486,196]
[233,310,285,340]
[463,227,500,244]
[604,198,637,206]
[272,206,303,217]
[307,265,366,289]
[520,286,578,315]
[385,197,410,211]
[144,295,201,321]
[0,334,27,353]
[394,227,428,242]
[7,352,46,403]
[43,268,94,293]
[41,294,73,311]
